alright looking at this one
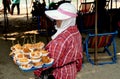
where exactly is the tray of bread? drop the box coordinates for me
[9,42,54,72]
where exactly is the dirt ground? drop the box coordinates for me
[0,9,37,33]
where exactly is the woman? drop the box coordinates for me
[34,3,83,79]
[11,0,20,15]
[2,0,11,13]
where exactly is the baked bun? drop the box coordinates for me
[34,42,45,49]
[19,64,33,70]
[17,57,31,65]
[15,53,24,59]
[23,47,31,52]
[30,50,42,58]
[31,57,41,63]
[19,58,29,62]
[41,50,49,56]
[33,61,43,68]
[41,56,50,63]
[11,44,22,51]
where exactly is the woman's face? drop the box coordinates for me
[56,20,62,28]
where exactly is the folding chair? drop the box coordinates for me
[84,31,118,65]
[105,0,110,9]
[79,2,95,14]
[77,2,95,33]
[76,12,95,33]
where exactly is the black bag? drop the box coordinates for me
[35,68,55,79]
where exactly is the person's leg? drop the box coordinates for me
[3,4,7,13]
[11,4,15,15]
[7,4,10,13]
[16,3,20,15]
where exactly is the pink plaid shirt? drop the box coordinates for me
[34,25,83,79]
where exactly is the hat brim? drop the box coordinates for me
[45,10,71,20]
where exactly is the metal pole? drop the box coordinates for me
[3,0,8,39]
[48,0,50,5]
[111,0,113,9]
[115,0,117,8]
[94,0,98,65]
[85,0,86,12]
[77,0,78,10]
[26,0,28,20]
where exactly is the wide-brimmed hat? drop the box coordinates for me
[45,3,77,20]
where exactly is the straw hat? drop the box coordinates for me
[45,3,77,20]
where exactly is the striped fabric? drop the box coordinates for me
[88,35,112,48]
[34,26,83,79]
